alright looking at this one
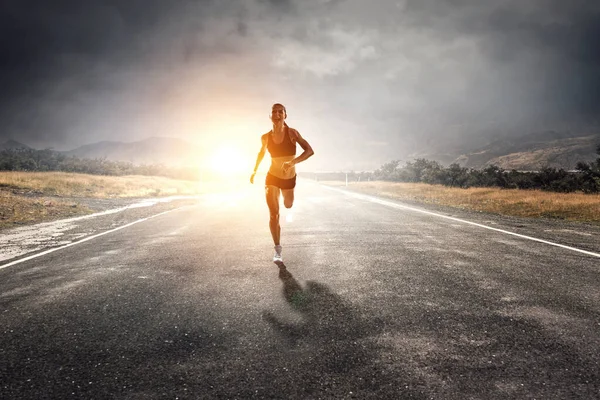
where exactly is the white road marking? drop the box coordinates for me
[325,186,600,259]
[0,196,201,263]
[0,209,177,270]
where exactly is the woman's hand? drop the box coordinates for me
[281,161,295,173]
[250,172,256,184]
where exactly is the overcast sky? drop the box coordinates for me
[1,0,599,170]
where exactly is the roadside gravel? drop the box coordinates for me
[0,196,199,265]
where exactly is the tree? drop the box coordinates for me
[374,160,400,180]
[442,163,469,187]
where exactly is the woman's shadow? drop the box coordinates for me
[260,263,426,398]
[264,262,380,363]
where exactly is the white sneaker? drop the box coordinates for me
[273,245,283,262]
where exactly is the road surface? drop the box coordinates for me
[1,180,599,399]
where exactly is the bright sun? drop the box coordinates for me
[208,146,249,175]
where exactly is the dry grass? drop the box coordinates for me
[0,171,210,229]
[325,181,600,223]
[0,171,204,198]
[0,191,92,229]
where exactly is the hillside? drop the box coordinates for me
[62,137,201,166]
[0,140,31,150]
[452,132,600,170]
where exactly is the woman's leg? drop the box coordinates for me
[265,185,281,245]
[282,189,294,209]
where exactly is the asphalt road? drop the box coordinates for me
[1,180,599,399]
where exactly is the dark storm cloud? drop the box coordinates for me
[261,0,600,163]
[465,1,600,119]
[0,1,115,104]
[258,0,295,13]
[0,0,169,87]
[0,0,210,146]
[1,0,599,167]
[401,0,600,121]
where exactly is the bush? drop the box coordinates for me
[366,142,600,194]
[0,149,200,180]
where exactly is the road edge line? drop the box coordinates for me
[0,209,177,270]
[324,185,600,259]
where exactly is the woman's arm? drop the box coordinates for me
[282,129,314,172]
[250,134,268,183]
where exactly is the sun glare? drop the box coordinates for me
[208,146,249,176]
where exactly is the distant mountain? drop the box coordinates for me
[62,137,201,166]
[0,139,31,150]
[452,131,600,170]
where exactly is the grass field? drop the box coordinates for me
[0,171,204,198]
[0,191,92,228]
[0,171,207,229]
[324,181,600,224]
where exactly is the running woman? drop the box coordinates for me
[250,103,314,262]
